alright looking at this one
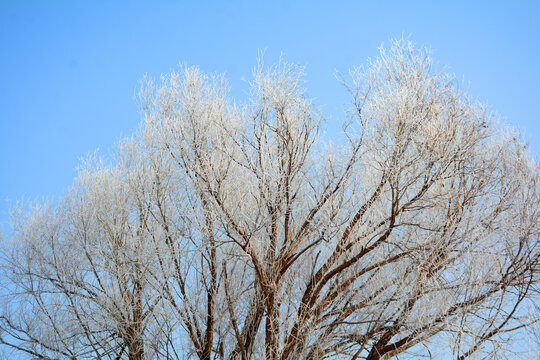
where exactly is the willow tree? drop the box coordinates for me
[1,40,539,360]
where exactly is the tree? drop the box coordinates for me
[1,40,539,360]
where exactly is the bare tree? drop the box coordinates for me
[1,40,539,360]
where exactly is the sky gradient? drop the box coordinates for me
[1,0,539,228]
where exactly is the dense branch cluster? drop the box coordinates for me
[1,40,539,359]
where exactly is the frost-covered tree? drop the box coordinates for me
[1,40,539,360]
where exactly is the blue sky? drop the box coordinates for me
[1,0,539,228]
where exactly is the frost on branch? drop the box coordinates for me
[1,40,539,360]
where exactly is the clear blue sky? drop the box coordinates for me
[1,0,539,228]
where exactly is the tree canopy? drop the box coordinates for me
[1,40,539,360]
